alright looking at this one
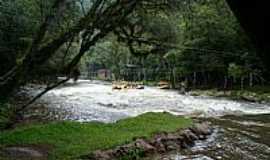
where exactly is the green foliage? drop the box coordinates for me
[86,37,130,76]
[86,0,266,88]
[0,112,192,159]
[0,102,15,129]
[0,0,80,74]
[228,63,247,78]
[1,0,268,90]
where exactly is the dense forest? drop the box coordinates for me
[86,0,264,90]
[0,0,269,99]
[1,1,270,160]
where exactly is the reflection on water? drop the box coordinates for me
[30,80,270,160]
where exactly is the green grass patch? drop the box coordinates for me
[0,112,192,159]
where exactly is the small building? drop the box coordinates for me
[97,69,111,80]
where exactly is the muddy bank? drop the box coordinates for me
[80,123,213,160]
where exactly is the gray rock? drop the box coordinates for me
[2,147,46,160]
[191,123,212,135]
[134,139,156,154]
[92,150,111,160]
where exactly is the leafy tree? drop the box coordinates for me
[228,63,247,90]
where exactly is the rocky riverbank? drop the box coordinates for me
[80,123,213,160]
[189,89,270,104]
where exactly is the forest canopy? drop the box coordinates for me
[0,0,268,99]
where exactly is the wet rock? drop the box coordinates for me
[150,139,166,153]
[136,85,144,89]
[241,95,258,103]
[91,150,112,160]
[1,147,47,160]
[181,141,190,148]
[190,123,212,136]
[198,135,206,140]
[165,141,180,151]
[216,143,222,149]
[134,139,156,154]
[182,129,198,143]
[186,130,199,141]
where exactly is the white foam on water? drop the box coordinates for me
[35,80,270,122]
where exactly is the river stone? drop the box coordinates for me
[91,150,111,160]
[186,130,199,141]
[1,147,46,160]
[191,123,212,135]
[181,130,197,143]
[164,141,180,151]
[134,139,156,154]
[150,139,166,153]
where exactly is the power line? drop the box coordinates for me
[127,36,247,56]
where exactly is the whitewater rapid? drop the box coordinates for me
[31,80,270,123]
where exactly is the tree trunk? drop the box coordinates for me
[1,0,139,99]
[249,73,253,87]
[170,67,176,89]
[241,77,244,90]
[223,76,228,90]
[173,68,176,89]
[193,72,197,88]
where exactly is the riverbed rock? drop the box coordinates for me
[150,138,166,153]
[190,122,212,136]
[134,139,156,154]
[90,150,112,160]
[1,146,47,160]
[136,85,144,89]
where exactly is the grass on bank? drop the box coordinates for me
[0,112,192,159]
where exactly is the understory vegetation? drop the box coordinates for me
[0,112,192,159]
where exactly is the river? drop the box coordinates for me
[29,80,270,160]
